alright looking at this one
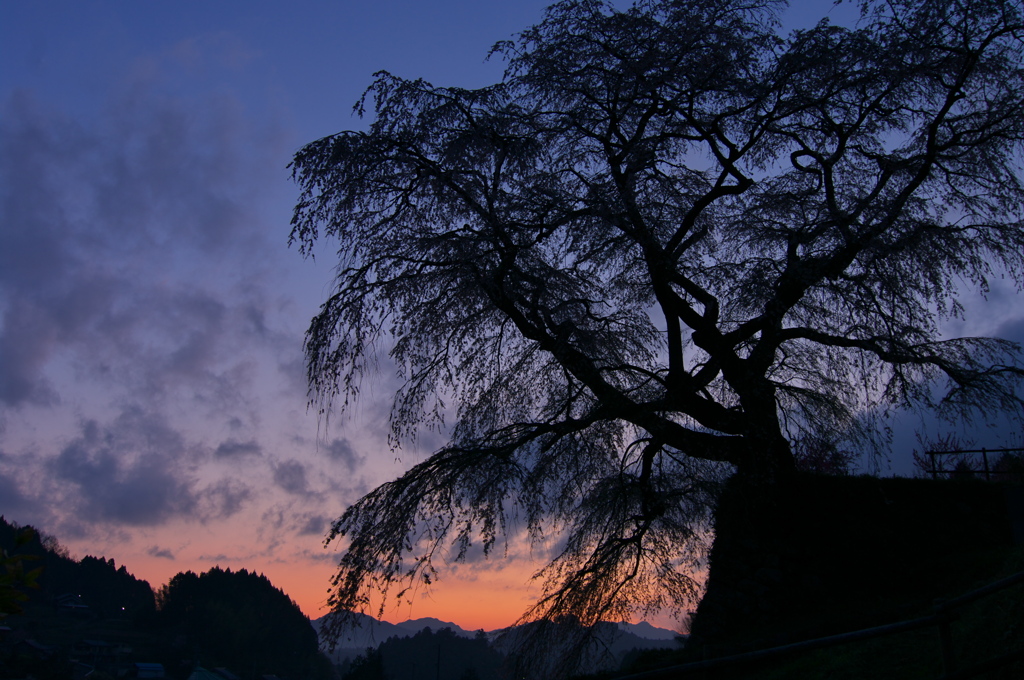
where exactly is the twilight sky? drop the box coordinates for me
[2,0,1022,631]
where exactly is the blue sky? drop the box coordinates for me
[0,0,565,627]
[1,0,1020,629]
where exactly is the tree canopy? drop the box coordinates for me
[155,567,332,679]
[290,0,1024,642]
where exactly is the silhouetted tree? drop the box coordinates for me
[793,434,858,475]
[993,450,1024,481]
[290,0,1024,665]
[0,522,41,618]
[0,517,154,620]
[362,628,503,680]
[155,567,332,679]
[912,432,974,478]
[342,648,387,680]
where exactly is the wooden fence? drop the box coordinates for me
[925,447,1024,481]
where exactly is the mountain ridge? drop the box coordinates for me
[312,610,680,640]
[311,610,682,665]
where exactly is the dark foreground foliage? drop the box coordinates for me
[0,515,155,621]
[155,566,335,679]
[341,627,504,680]
[0,517,336,680]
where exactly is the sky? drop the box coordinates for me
[1,0,1022,633]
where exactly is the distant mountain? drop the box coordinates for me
[394,616,475,637]
[604,624,682,654]
[312,612,678,647]
[359,626,503,680]
[492,619,682,677]
[616,620,683,641]
[312,611,407,661]
[313,610,682,671]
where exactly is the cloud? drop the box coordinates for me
[147,545,175,560]
[295,547,345,564]
[324,437,365,473]
[0,54,321,537]
[273,460,309,495]
[199,479,252,519]
[0,468,29,515]
[0,28,389,612]
[0,72,294,415]
[47,408,198,526]
[215,439,263,458]
[995,315,1024,347]
[296,513,329,536]
[0,298,62,407]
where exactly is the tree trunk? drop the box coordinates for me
[735,426,796,484]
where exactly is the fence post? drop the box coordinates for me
[982,448,990,481]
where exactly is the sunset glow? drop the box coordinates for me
[3,0,1022,636]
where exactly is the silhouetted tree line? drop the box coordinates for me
[1,517,335,679]
[154,566,334,679]
[341,627,503,680]
[0,515,154,620]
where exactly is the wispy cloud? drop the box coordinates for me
[47,409,197,526]
[273,460,309,496]
[325,437,365,473]
[147,545,176,560]
[296,513,329,536]
[215,440,263,459]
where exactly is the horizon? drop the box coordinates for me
[4,511,684,634]
[2,0,1022,634]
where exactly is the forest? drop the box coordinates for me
[0,516,332,680]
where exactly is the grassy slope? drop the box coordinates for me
[713,544,1024,680]
[613,474,1024,680]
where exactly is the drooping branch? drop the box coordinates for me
[292,1,1024,667]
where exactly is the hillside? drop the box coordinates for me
[751,542,1024,680]
[0,516,155,621]
[616,542,1024,679]
[0,517,333,680]
[614,473,1024,679]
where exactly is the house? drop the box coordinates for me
[55,593,91,617]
